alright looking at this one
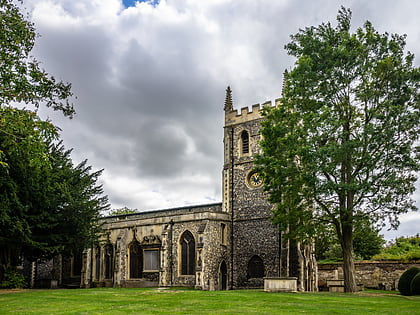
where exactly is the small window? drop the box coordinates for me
[241,131,249,154]
[144,250,159,271]
[221,223,227,245]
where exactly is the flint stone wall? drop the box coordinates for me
[318,261,420,290]
[88,203,231,290]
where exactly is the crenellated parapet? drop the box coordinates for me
[224,99,280,127]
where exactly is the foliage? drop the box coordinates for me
[0,288,419,314]
[0,107,109,279]
[0,0,74,117]
[0,267,26,288]
[398,267,420,296]
[410,271,420,295]
[0,107,59,272]
[372,235,420,261]
[255,7,420,292]
[109,207,138,216]
[315,219,385,261]
[352,222,386,260]
[0,0,105,280]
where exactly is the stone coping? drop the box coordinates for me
[104,202,223,221]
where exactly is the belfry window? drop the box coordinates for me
[241,130,249,154]
[129,241,142,278]
[180,230,195,275]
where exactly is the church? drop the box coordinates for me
[80,87,317,291]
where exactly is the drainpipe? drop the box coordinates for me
[230,126,234,290]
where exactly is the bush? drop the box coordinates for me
[372,236,420,261]
[0,267,27,289]
[405,249,420,261]
[398,267,420,296]
[410,271,420,295]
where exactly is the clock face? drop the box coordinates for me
[248,172,263,187]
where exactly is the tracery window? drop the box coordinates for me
[241,130,249,154]
[180,230,195,275]
[144,250,159,271]
[129,241,142,278]
[247,255,264,279]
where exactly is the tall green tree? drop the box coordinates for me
[255,7,419,292]
[0,107,109,278]
[0,107,58,270]
[0,0,107,280]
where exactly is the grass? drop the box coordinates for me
[0,287,419,314]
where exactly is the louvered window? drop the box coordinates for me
[241,131,249,154]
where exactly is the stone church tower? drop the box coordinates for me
[223,86,317,290]
[78,87,317,291]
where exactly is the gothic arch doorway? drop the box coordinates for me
[247,255,264,279]
[219,260,228,290]
[129,241,142,279]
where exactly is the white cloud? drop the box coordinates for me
[26,0,420,238]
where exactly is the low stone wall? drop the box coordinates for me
[318,261,420,290]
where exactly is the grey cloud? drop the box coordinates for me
[29,0,420,237]
[134,121,190,177]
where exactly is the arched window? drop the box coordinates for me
[104,243,114,279]
[247,255,264,279]
[129,241,142,279]
[95,246,101,280]
[180,230,195,275]
[241,130,249,154]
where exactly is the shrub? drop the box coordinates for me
[405,249,420,261]
[410,271,420,295]
[372,236,420,261]
[0,267,27,289]
[398,267,420,296]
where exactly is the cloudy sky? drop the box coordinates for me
[22,0,419,240]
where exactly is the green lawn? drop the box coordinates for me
[0,288,419,314]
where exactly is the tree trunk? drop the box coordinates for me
[341,224,357,292]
